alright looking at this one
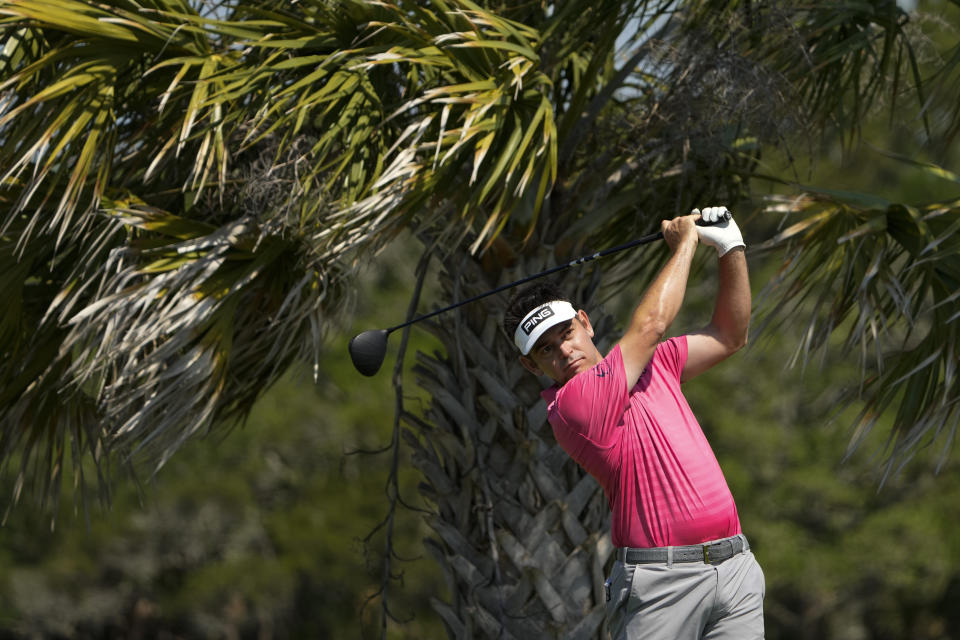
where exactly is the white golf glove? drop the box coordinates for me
[694,206,745,257]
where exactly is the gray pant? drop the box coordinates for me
[606,537,765,639]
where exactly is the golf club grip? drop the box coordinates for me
[385,214,727,333]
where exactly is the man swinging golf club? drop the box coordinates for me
[503,207,763,639]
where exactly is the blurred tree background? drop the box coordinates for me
[1,0,959,638]
[0,238,450,639]
[2,165,959,639]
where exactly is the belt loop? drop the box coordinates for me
[666,546,674,567]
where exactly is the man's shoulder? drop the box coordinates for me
[648,335,687,377]
[547,346,625,415]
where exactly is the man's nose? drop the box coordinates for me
[559,340,574,357]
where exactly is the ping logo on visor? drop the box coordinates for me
[514,300,577,355]
[521,305,555,336]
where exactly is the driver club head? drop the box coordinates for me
[349,329,390,376]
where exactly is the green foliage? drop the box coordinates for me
[2,231,957,639]
[0,0,959,637]
[754,186,960,476]
[0,241,445,638]
[4,0,956,506]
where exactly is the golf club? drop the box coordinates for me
[349,214,729,376]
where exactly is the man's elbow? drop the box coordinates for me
[724,327,749,354]
[639,316,670,345]
[624,315,669,351]
[710,320,749,356]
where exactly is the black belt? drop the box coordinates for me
[616,535,748,565]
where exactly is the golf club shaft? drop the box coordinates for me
[384,230,664,334]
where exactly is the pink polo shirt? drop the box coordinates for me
[541,336,740,548]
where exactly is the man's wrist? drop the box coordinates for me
[718,245,745,260]
[676,233,699,253]
[716,242,745,258]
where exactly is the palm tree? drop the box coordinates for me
[1,0,957,636]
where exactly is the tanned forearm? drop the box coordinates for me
[619,221,698,387]
[710,247,751,350]
[680,246,751,382]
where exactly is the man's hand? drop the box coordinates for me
[694,206,745,257]
[660,214,699,252]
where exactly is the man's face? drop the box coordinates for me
[520,309,601,385]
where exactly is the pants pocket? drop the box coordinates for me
[605,561,636,639]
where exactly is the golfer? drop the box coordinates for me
[503,207,763,639]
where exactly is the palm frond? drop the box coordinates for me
[755,166,960,478]
[677,0,931,145]
[0,0,956,511]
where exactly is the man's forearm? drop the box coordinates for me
[680,208,749,382]
[636,239,698,336]
[619,235,698,384]
[709,247,750,349]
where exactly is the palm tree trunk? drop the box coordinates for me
[406,235,620,639]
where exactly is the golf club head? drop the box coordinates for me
[349,329,389,376]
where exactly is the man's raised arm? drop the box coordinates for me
[682,208,750,382]
[618,215,700,389]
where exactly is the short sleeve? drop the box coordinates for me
[651,335,688,383]
[548,345,630,453]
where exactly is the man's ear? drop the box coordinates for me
[578,309,595,338]
[519,354,542,376]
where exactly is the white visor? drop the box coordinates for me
[513,300,577,355]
